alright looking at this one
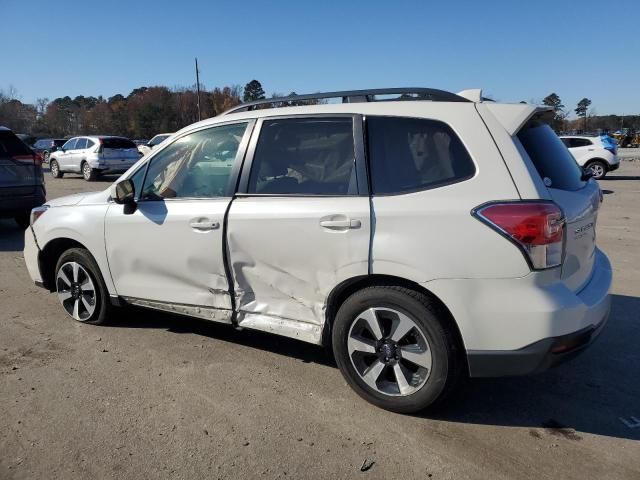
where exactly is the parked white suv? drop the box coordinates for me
[49,136,141,181]
[24,88,611,413]
[560,135,619,179]
[137,133,172,156]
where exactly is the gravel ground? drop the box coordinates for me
[1,162,639,479]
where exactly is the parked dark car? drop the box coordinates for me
[0,127,45,228]
[33,138,66,162]
[16,133,37,147]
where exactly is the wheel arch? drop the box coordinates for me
[39,238,90,291]
[584,157,609,169]
[323,274,467,355]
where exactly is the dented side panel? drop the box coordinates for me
[105,199,232,309]
[227,196,370,341]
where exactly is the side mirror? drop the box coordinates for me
[112,179,137,213]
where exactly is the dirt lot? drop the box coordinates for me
[1,158,639,480]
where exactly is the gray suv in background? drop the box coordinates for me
[0,126,45,228]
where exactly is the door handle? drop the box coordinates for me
[189,218,219,231]
[320,217,361,230]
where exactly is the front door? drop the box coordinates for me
[57,138,77,170]
[105,121,253,322]
[227,116,370,344]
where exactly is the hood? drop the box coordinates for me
[46,189,111,207]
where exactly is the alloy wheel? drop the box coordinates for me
[56,261,96,321]
[83,163,91,180]
[347,307,432,396]
[590,163,605,179]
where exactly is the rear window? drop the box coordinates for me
[0,131,33,158]
[101,137,136,149]
[518,121,586,191]
[367,116,475,195]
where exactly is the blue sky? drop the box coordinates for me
[3,0,640,116]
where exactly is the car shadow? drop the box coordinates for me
[429,293,640,441]
[107,305,334,367]
[105,293,639,440]
[0,219,25,251]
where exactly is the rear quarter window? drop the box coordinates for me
[367,116,475,195]
[518,121,586,191]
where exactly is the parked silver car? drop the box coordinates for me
[49,136,141,181]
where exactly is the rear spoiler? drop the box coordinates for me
[479,103,554,136]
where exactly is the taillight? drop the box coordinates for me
[97,138,104,154]
[34,153,44,166]
[473,201,565,270]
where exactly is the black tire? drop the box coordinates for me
[54,248,111,325]
[586,160,607,180]
[82,161,98,181]
[14,211,30,229]
[50,159,63,178]
[332,286,463,413]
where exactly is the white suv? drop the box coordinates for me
[49,136,141,181]
[23,88,611,413]
[560,135,620,179]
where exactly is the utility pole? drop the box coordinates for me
[195,57,202,121]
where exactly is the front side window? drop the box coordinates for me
[140,122,247,200]
[62,138,77,150]
[367,116,475,195]
[248,117,356,195]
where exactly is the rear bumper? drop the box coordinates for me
[0,187,46,216]
[466,249,612,377]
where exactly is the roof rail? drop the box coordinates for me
[222,87,469,116]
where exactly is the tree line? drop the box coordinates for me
[0,80,282,140]
[2,81,638,139]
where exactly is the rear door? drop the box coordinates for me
[0,129,37,197]
[517,121,600,291]
[227,115,370,343]
[100,137,140,168]
[71,138,88,171]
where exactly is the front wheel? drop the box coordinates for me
[50,160,63,178]
[332,286,463,413]
[587,160,607,180]
[54,248,111,325]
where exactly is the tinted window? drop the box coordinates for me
[62,139,77,150]
[141,123,247,200]
[565,138,592,148]
[85,139,95,149]
[102,138,137,149]
[518,121,585,191]
[367,117,475,194]
[54,139,66,147]
[0,130,33,158]
[75,138,88,150]
[248,117,356,195]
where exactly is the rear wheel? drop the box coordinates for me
[50,160,63,178]
[332,286,463,413]
[587,160,607,180]
[82,161,98,181]
[54,248,111,325]
[14,211,30,229]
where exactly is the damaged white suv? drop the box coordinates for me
[24,88,611,413]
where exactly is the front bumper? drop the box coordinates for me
[24,226,44,286]
[466,249,612,377]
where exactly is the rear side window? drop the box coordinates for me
[367,117,475,195]
[86,139,96,149]
[102,138,136,149]
[248,117,356,195]
[0,131,33,158]
[518,121,585,191]
[75,138,88,149]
